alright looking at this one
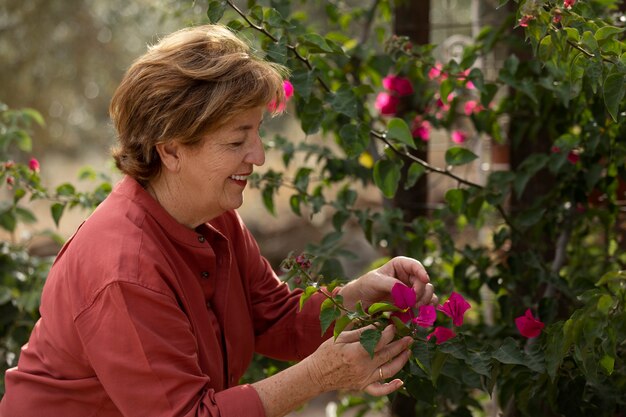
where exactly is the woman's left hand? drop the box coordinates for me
[338,256,437,311]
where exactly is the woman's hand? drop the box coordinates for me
[303,324,412,396]
[338,256,437,311]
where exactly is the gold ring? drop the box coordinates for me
[379,367,384,380]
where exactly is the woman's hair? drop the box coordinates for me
[110,24,288,183]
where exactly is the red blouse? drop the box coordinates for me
[0,176,331,417]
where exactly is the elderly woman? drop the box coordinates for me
[0,25,436,417]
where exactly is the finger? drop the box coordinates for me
[374,324,396,352]
[379,257,428,284]
[335,324,376,343]
[417,283,435,306]
[379,346,411,380]
[376,336,412,365]
[364,379,404,396]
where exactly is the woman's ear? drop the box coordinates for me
[155,141,181,172]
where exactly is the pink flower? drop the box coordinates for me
[411,118,431,141]
[391,283,416,323]
[518,14,535,27]
[553,11,562,24]
[427,326,456,344]
[464,100,483,116]
[267,80,294,112]
[451,130,468,144]
[564,0,576,9]
[428,63,447,81]
[567,151,580,164]
[28,158,40,173]
[283,80,294,99]
[412,305,436,328]
[515,309,545,338]
[6,176,14,187]
[382,75,414,96]
[375,92,399,115]
[437,292,471,326]
[294,254,311,270]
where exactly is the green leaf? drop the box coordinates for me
[290,69,315,101]
[373,159,401,198]
[299,286,318,311]
[333,315,352,340]
[320,304,340,335]
[15,207,36,224]
[367,302,401,315]
[387,118,415,148]
[599,354,615,375]
[0,208,16,232]
[603,73,625,122]
[338,123,368,158]
[51,203,65,227]
[430,351,448,385]
[289,194,302,216]
[262,186,276,216]
[493,338,525,366]
[330,85,358,118]
[206,0,227,23]
[299,33,335,53]
[595,26,624,41]
[359,328,382,359]
[445,147,478,166]
[297,96,323,134]
[56,182,76,196]
[405,162,425,190]
[22,108,45,126]
[445,188,468,214]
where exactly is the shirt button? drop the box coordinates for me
[201,271,209,279]
[198,235,205,243]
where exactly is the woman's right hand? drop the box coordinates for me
[303,324,412,396]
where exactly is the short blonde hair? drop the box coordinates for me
[110,24,287,183]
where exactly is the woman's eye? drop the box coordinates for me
[229,141,244,148]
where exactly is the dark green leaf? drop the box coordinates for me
[320,304,340,335]
[373,159,401,198]
[206,0,227,23]
[387,118,415,148]
[603,73,625,122]
[445,188,468,214]
[445,147,478,166]
[51,202,65,227]
[359,328,382,359]
[405,162,425,190]
[330,85,358,119]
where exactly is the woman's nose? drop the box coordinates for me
[247,134,265,166]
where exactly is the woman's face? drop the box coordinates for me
[175,106,266,222]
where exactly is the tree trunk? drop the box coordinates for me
[390,3,430,416]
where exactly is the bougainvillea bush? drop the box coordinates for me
[207,0,625,415]
[1,0,626,415]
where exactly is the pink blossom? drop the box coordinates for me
[553,11,562,24]
[567,151,580,164]
[564,0,576,9]
[437,292,471,326]
[283,80,294,99]
[391,283,416,309]
[518,14,535,27]
[427,326,456,344]
[6,176,14,187]
[413,305,436,328]
[267,80,295,112]
[463,100,483,116]
[375,92,399,115]
[294,254,311,270]
[391,283,416,323]
[451,130,468,144]
[383,75,414,96]
[28,158,40,173]
[515,309,545,338]
[411,118,431,141]
[428,63,447,81]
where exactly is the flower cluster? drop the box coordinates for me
[391,283,471,344]
[374,74,413,116]
[391,283,545,344]
[374,64,483,145]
